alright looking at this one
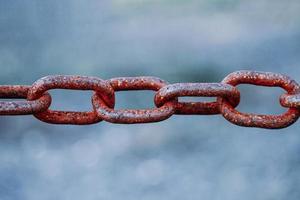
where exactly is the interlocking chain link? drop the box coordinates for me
[92,77,176,124]
[27,75,115,124]
[0,70,300,129]
[154,83,240,115]
[0,85,51,115]
[218,71,300,129]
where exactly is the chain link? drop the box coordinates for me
[92,77,176,124]
[154,83,240,115]
[218,71,300,129]
[0,70,299,129]
[27,75,115,124]
[0,85,51,115]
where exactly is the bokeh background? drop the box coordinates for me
[1,0,300,199]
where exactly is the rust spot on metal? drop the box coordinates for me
[34,111,101,125]
[109,76,167,91]
[280,93,300,108]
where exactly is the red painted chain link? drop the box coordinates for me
[0,70,299,129]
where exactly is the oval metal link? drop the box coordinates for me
[154,83,240,114]
[27,75,115,125]
[0,85,51,115]
[92,77,176,124]
[218,70,300,129]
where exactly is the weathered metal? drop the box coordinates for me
[0,85,51,115]
[218,71,300,129]
[92,77,176,124]
[154,83,240,115]
[0,71,299,129]
[280,93,300,108]
[27,75,115,124]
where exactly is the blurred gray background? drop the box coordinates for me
[1,0,300,199]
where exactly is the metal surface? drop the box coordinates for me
[154,83,240,115]
[92,77,176,123]
[280,93,300,108]
[27,75,115,125]
[0,85,51,115]
[0,70,300,129]
[218,71,300,129]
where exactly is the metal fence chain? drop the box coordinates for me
[0,70,299,129]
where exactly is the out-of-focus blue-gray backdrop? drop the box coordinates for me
[1,0,300,199]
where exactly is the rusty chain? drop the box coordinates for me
[0,70,299,129]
